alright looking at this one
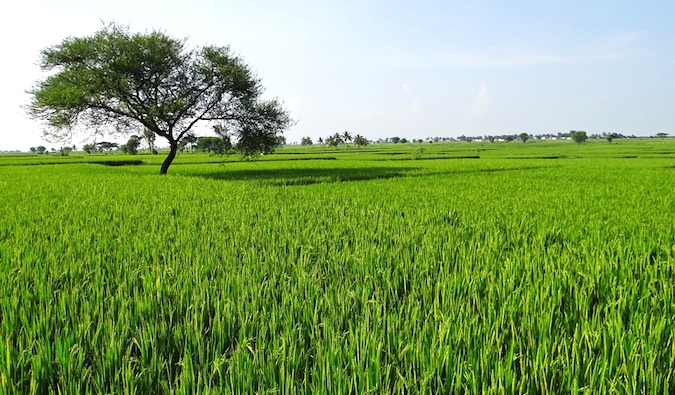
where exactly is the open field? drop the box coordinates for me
[1,139,674,393]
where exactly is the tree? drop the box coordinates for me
[342,131,352,144]
[300,137,313,146]
[519,133,529,143]
[59,146,72,156]
[571,130,588,144]
[317,137,323,145]
[97,141,119,152]
[326,133,343,148]
[390,136,401,144]
[606,133,619,143]
[27,23,292,174]
[29,147,37,153]
[197,136,231,154]
[36,146,47,154]
[353,134,369,147]
[656,132,669,138]
[142,128,157,153]
[83,143,96,154]
[120,135,141,155]
[179,132,198,153]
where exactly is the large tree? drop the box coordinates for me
[571,130,588,144]
[27,23,292,174]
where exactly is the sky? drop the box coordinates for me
[1,0,674,150]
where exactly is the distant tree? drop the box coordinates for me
[142,128,156,153]
[317,137,324,145]
[276,135,287,146]
[487,136,496,143]
[36,146,46,154]
[656,132,669,138]
[326,133,343,148]
[571,130,588,144]
[519,133,529,143]
[179,132,198,153]
[197,136,231,154]
[96,141,118,152]
[50,148,56,153]
[27,23,292,174]
[300,137,313,146]
[606,133,619,143]
[342,131,352,143]
[400,138,408,144]
[59,146,72,156]
[82,143,96,154]
[390,136,401,144]
[353,134,369,147]
[120,135,141,155]
[29,147,37,153]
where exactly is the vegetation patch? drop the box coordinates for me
[92,159,145,166]
[1,139,674,393]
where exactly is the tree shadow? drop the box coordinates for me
[191,166,415,186]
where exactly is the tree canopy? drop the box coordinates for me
[571,130,588,144]
[28,23,292,174]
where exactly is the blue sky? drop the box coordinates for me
[1,0,674,149]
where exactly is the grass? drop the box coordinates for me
[0,139,674,393]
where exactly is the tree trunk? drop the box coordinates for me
[160,142,178,175]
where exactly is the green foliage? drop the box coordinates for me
[58,146,72,156]
[325,133,343,148]
[571,130,588,144]
[353,134,369,147]
[96,141,118,152]
[1,140,675,392]
[142,128,156,153]
[300,137,313,146]
[412,146,425,160]
[179,132,198,153]
[196,136,231,155]
[28,23,291,174]
[519,132,529,143]
[36,146,46,154]
[120,135,141,155]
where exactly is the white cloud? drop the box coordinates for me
[402,83,413,95]
[285,95,302,119]
[467,83,489,120]
[409,98,423,112]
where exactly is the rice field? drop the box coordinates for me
[0,139,674,393]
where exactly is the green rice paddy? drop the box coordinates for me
[1,139,674,393]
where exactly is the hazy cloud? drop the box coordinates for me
[467,83,489,120]
[402,83,413,95]
[409,98,423,112]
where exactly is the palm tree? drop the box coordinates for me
[354,134,369,147]
[327,133,343,148]
[342,131,352,143]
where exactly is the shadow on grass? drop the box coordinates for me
[194,166,414,186]
[187,163,560,186]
